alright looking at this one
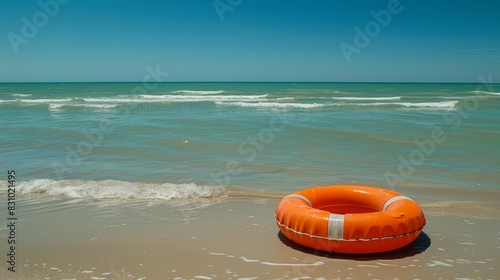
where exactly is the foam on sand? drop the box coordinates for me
[18,179,227,201]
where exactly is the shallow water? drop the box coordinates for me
[1,82,499,202]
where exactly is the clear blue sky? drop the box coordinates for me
[1,0,499,82]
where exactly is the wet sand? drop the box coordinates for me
[0,187,499,280]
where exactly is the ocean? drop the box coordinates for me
[1,82,499,201]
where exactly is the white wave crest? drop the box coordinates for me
[19,98,72,103]
[18,179,227,201]
[275,97,295,101]
[215,101,325,109]
[48,103,65,111]
[48,103,117,111]
[83,97,146,103]
[332,96,401,101]
[353,100,459,109]
[137,94,268,102]
[471,90,500,96]
[79,104,118,109]
[11,93,32,97]
[15,95,269,105]
[172,90,226,95]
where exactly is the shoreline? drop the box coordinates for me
[0,191,499,279]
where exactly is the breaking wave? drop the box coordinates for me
[352,100,459,109]
[172,90,226,95]
[332,96,401,101]
[17,179,227,201]
[215,101,326,109]
[470,90,500,96]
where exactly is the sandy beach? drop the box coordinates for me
[1,185,499,280]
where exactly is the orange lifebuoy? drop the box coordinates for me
[275,185,426,254]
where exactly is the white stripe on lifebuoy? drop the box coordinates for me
[382,195,414,211]
[285,194,312,207]
[328,213,345,240]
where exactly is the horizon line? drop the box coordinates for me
[1,81,497,84]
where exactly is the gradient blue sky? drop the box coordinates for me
[1,0,499,82]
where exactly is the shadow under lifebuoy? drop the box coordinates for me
[277,231,431,261]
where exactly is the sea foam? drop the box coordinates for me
[172,90,226,95]
[11,93,32,97]
[138,94,268,102]
[332,96,401,101]
[352,100,459,109]
[19,98,73,103]
[470,90,500,96]
[18,179,227,201]
[215,101,325,109]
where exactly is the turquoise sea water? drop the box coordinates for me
[1,82,499,201]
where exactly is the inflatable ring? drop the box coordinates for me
[275,185,426,254]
